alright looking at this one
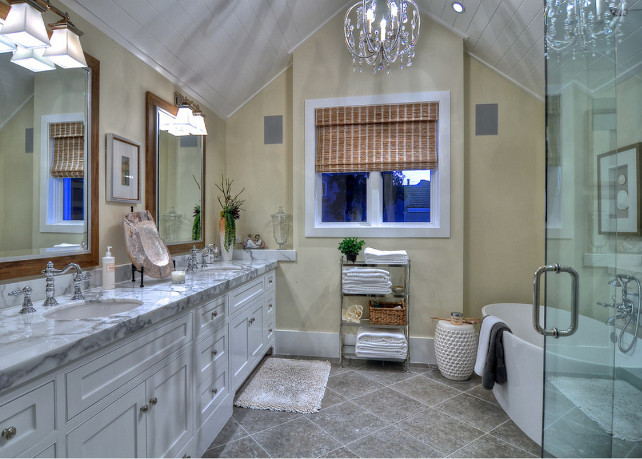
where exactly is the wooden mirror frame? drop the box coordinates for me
[145,91,206,254]
[0,53,100,280]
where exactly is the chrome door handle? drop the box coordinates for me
[533,264,579,337]
[1,426,17,440]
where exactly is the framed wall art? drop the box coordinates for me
[106,133,141,203]
[597,143,642,236]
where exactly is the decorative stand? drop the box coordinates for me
[434,320,477,380]
[131,264,144,288]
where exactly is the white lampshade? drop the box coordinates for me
[11,45,55,72]
[0,2,50,49]
[43,25,87,68]
[170,105,196,136]
[157,109,175,131]
[0,19,16,53]
[190,114,208,136]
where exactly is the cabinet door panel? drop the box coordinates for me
[66,383,146,458]
[228,277,264,316]
[248,302,264,362]
[229,313,250,390]
[146,353,192,458]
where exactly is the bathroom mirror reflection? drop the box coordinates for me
[145,92,205,253]
[0,49,99,280]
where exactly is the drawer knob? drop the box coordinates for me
[268,303,273,309]
[149,397,158,406]
[1,426,16,440]
[140,404,149,413]
[268,328,273,333]
[211,349,218,358]
[211,388,218,395]
[211,311,218,320]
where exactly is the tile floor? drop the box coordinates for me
[203,357,541,458]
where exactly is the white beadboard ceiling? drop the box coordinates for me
[59,0,641,119]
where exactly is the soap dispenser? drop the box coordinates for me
[102,246,115,289]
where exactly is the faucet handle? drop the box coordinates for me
[9,287,36,314]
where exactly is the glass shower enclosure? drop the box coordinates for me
[542,0,642,457]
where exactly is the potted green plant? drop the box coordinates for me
[338,237,366,262]
[216,175,245,261]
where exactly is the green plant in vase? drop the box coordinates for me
[216,175,245,258]
[338,237,366,262]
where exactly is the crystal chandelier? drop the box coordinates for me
[545,0,628,58]
[344,0,420,73]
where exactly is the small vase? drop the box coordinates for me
[219,217,234,261]
[346,253,357,263]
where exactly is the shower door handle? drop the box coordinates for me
[532,264,579,338]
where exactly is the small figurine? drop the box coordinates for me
[243,234,253,248]
[243,234,266,249]
[254,234,265,249]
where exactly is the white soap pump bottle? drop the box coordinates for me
[102,246,115,289]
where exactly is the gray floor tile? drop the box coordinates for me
[308,400,389,444]
[207,417,249,448]
[329,362,352,377]
[465,385,499,405]
[451,433,537,458]
[397,407,485,456]
[356,367,415,386]
[423,366,481,391]
[391,374,460,406]
[626,442,642,458]
[319,387,346,410]
[490,420,541,456]
[203,436,269,458]
[346,425,442,458]
[353,387,428,421]
[435,393,508,432]
[326,369,385,398]
[232,405,302,434]
[252,417,340,458]
[543,417,614,458]
[321,446,359,458]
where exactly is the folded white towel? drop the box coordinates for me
[474,315,503,376]
[343,280,392,288]
[355,348,408,359]
[343,268,391,276]
[356,325,406,342]
[364,248,408,258]
[363,247,409,264]
[342,287,392,294]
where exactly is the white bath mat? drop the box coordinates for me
[235,358,331,414]
[548,376,642,442]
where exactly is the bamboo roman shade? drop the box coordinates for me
[315,102,438,173]
[50,121,85,178]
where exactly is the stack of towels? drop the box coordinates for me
[364,247,409,264]
[342,267,391,294]
[355,326,408,360]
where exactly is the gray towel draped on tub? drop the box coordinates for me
[482,322,512,390]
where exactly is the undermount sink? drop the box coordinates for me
[201,264,244,272]
[43,298,144,320]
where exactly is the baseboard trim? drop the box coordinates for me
[274,329,436,365]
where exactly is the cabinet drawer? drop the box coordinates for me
[265,319,274,344]
[66,313,192,420]
[265,271,275,291]
[265,292,275,323]
[197,370,227,424]
[195,325,227,385]
[0,381,55,458]
[228,277,264,316]
[194,296,225,338]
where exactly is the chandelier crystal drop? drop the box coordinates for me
[344,0,420,74]
[545,0,628,59]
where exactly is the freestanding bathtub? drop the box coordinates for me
[481,302,642,446]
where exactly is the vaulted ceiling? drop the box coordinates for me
[59,1,640,119]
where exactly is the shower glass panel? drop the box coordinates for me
[542,2,642,457]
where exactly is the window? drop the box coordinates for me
[39,114,86,233]
[305,92,450,238]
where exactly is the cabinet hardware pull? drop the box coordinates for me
[140,404,149,413]
[268,304,272,309]
[211,311,218,320]
[268,328,273,333]
[211,349,218,357]
[211,388,218,395]
[149,397,158,406]
[1,427,17,440]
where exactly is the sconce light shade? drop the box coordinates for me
[0,19,17,53]
[0,2,50,49]
[190,113,208,136]
[170,105,195,136]
[157,109,175,131]
[11,45,55,72]
[43,25,86,68]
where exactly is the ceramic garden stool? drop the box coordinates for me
[434,320,478,381]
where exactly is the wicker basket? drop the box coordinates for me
[369,300,406,325]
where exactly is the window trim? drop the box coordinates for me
[305,91,450,238]
[39,113,86,234]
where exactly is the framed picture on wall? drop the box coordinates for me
[106,133,141,203]
[597,143,642,236]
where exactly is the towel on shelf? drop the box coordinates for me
[482,322,512,390]
[343,286,392,295]
[474,315,503,376]
[342,267,392,294]
[355,326,408,359]
[354,348,408,359]
[363,247,409,264]
[356,325,407,344]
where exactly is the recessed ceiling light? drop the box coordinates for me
[452,2,465,13]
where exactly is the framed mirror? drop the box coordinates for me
[0,3,99,280]
[145,92,205,254]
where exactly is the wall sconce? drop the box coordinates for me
[171,92,208,136]
[0,0,86,71]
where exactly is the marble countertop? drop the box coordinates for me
[0,260,277,395]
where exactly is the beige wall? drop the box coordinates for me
[463,56,546,317]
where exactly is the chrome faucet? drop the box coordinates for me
[186,246,199,272]
[600,274,641,353]
[9,286,36,314]
[41,261,86,305]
